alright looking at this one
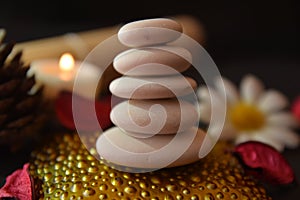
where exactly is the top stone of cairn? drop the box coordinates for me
[118,18,183,47]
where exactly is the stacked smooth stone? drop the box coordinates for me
[97,18,207,170]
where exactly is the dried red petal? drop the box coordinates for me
[0,163,32,200]
[234,141,295,185]
[292,96,300,123]
[55,91,112,131]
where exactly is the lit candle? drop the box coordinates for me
[28,53,101,99]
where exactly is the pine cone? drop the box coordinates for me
[0,30,47,151]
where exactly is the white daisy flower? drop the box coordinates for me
[197,74,299,152]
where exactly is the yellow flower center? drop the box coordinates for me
[229,102,265,131]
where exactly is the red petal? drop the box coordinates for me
[234,141,295,185]
[55,91,112,131]
[292,96,300,123]
[0,163,32,200]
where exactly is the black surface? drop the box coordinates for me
[0,0,300,199]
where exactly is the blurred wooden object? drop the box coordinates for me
[13,26,120,63]
[173,15,206,45]
[14,14,206,96]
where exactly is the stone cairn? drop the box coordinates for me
[97,18,207,170]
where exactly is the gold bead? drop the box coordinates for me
[98,193,107,199]
[164,194,174,200]
[82,188,96,197]
[216,192,224,199]
[60,191,69,199]
[151,176,161,184]
[139,181,148,189]
[46,186,55,194]
[124,186,137,195]
[191,195,199,200]
[182,188,190,195]
[70,182,82,193]
[62,183,70,191]
[226,175,236,183]
[190,175,201,183]
[198,186,204,191]
[141,190,150,198]
[54,163,62,170]
[43,173,52,182]
[222,186,229,193]
[76,155,84,161]
[54,189,63,197]
[53,175,63,183]
[99,184,108,191]
[111,188,117,193]
[81,175,91,182]
[206,182,217,190]
[56,155,66,162]
[166,184,177,192]
[111,177,123,186]
[67,155,74,161]
[230,193,238,199]
[88,166,98,173]
[77,161,87,169]
[204,193,214,200]
[179,180,187,187]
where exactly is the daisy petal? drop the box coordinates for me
[234,131,284,152]
[199,103,211,123]
[240,74,264,103]
[215,76,239,105]
[197,86,210,101]
[264,126,300,149]
[267,112,299,128]
[234,133,253,145]
[258,90,289,113]
[250,133,285,152]
[197,85,227,131]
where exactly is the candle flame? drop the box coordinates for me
[59,53,75,71]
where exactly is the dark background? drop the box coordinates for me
[1,0,300,199]
[1,0,299,97]
[1,0,299,55]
